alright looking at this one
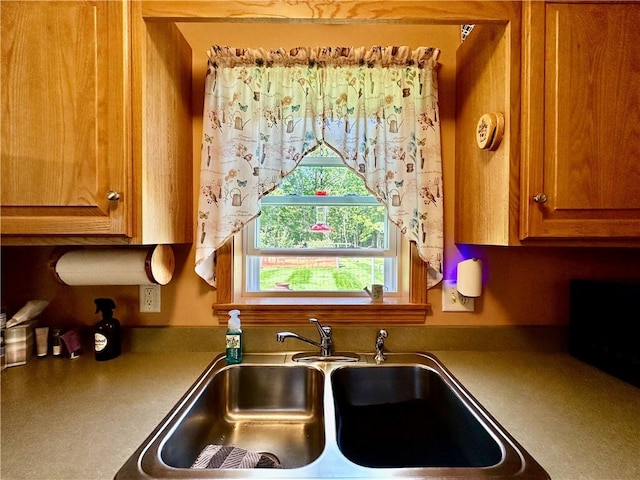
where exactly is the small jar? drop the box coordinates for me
[51,329,62,356]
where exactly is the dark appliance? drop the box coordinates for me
[569,279,640,388]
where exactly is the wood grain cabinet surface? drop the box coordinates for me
[1,0,192,245]
[456,0,640,246]
[10,1,635,247]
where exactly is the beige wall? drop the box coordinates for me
[3,22,640,329]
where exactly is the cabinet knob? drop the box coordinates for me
[106,191,121,202]
[533,193,548,204]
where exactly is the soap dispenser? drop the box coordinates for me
[94,298,121,361]
[225,309,243,364]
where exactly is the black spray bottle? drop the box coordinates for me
[94,298,121,361]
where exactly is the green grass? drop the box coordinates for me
[288,269,312,285]
[261,268,292,286]
[333,270,362,290]
[259,258,384,291]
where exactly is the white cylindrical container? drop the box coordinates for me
[457,258,483,297]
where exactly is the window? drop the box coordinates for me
[197,45,444,315]
[244,152,400,295]
[214,149,430,324]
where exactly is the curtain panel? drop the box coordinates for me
[195,46,443,289]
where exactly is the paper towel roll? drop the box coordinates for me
[457,258,482,297]
[51,245,175,286]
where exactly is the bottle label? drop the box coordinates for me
[95,333,108,352]
[226,334,240,349]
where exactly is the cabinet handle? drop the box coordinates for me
[533,193,548,204]
[106,191,121,202]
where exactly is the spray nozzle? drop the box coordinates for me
[94,298,117,317]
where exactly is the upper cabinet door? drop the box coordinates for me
[522,2,640,241]
[455,22,520,246]
[1,1,130,236]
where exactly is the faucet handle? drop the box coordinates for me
[309,317,331,339]
[376,329,388,341]
[374,329,388,364]
[321,325,332,338]
[310,318,333,356]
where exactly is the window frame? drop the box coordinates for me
[244,194,400,296]
[244,153,401,296]
[213,151,430,324]
[213,236,429,324]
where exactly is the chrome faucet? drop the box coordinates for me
[276,318,334,356]
[374,329,388,364]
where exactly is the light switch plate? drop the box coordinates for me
[442,280,475,312]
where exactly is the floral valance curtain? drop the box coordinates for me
[195,45,444,289]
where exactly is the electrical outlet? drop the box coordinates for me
[139,284,161,313]
[442,280,475,312]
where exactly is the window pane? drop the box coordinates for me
[244,151,399,294]
[251,256,390,292]
[257,204,388,250]
[274,161,370,196]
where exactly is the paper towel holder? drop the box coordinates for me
[50,245,175,286]
[456,258,483,298]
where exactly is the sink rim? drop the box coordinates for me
[115,352,550,480]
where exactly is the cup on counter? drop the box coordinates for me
[363,284,386,303]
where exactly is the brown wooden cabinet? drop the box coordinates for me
[456,0,640,246]
[521,1,640,241]
[1,0,193,245]
[1,0,129,238]
[455,21,521,245]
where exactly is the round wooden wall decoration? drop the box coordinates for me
[475,112,505,151]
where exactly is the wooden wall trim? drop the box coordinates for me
[141,0,520,24]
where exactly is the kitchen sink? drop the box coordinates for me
[331,365,502,468]
[115,352,549,479]
[162,364,325,469]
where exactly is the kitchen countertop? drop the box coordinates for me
[1,350,639,480]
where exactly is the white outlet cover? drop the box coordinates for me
[442,280,475,312]
[139,284,161,313]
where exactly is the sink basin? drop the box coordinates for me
[116,352,549,479]
[116,355,325,479]
[162,364,325,469]
[331,365,502,468]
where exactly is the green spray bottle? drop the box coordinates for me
[94,298,121,361]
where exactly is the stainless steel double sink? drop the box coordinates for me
[115,352,549,479]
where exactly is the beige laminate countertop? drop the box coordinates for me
[1,350,639,480]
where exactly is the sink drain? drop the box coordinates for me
[258,452,282,468]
